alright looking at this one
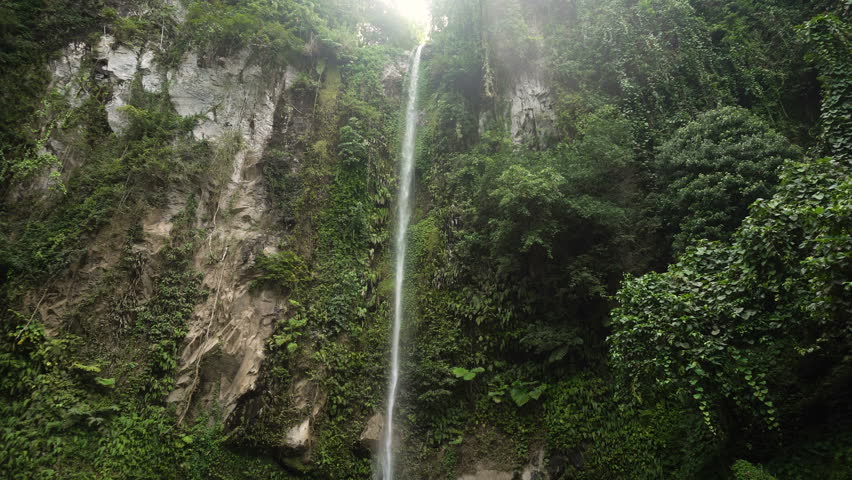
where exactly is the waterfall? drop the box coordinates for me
[382,43,424,480]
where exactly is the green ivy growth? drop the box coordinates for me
[611,157,850,435]
[797,11,852,159]
[252,250,308,291]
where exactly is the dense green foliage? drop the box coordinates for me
[0,1,409,479]
[396,1,850,478]
[653,106,800,253]
[1,78,204,294]
[612,158,850,432]
[731,460,778,480]
[797,10,852,159]
[544,375,714,479]
[1,0,850,479]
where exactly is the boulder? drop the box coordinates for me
[359,412,384,452]
[285,418,312,449]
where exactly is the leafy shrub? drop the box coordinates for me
[544,375,711,479]
[732,460,778,480]
[252,250,307,290]
[95,407,180,479]
[654,106,801,253]
[488,164,566,259]
[611,157,851,431]
[179,0,305,64]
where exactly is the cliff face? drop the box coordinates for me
[36,32,309,422]
[481,0,555,147]
[1,2,414,477]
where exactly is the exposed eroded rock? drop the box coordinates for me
[40,33,310,423]
[286,418,312,449]
[94,34,163,133]
[510,72,553,146]
[360,412,384,452]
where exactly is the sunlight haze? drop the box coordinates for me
[383,0,430,27]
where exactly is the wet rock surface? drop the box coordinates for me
[360,412,384,452]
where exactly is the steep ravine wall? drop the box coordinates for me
[11,15,416,474]
[481,0,555,147]
[38,33,303,421]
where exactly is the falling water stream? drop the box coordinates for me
[382,43,425,480]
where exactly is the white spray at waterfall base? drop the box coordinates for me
[382,43,425,480]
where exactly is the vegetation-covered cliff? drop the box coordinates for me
[1,1,849,479]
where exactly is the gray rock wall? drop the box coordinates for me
[41,32,310,423]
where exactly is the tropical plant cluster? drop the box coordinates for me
[0,1,849,479]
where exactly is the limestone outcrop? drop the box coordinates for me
[40,32,313,423]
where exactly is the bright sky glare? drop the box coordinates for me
[383,0,431,28]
